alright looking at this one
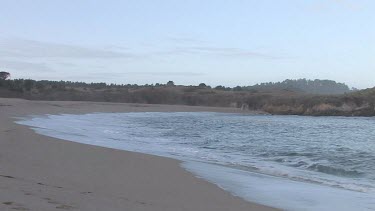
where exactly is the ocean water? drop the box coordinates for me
[17,112,375,211]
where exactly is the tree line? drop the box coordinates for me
[0,77,354,95]
[1,77,373,116]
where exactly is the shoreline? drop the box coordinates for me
[0,98,278,211]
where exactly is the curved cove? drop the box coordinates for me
[17,112,375,211]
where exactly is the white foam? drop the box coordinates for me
[16,113,375,211]
[183,161,375,211]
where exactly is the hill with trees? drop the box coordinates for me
[0,78,373,116]
[249,79,353,95]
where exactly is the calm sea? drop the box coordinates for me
[17,112,375,211]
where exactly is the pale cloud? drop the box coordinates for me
[121,71,205,76]
[309,0,363,12]
[0,38,137,78]
[57,62,77,67]
[167,36,208,44]
[55,71,205,82]
[0,37,278,82]
[0,59,54,73]
[332,0,362,11]
[0,38,135,59]
[0,37,279,61]
[103,45,130,51]
[154,46,281,59]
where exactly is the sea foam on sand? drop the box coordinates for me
[17,112,375,211]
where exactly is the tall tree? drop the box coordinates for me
[0,72,10,80]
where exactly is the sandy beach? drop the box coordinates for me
[0,98,278,211]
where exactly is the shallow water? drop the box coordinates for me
[17,112,375,211]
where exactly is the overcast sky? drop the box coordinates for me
[0,0,374,88]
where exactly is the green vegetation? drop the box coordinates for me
[0,72,10,80]
[249,79,353,95]
[0,78,373,116]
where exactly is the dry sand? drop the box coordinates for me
[0,98,279,211]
